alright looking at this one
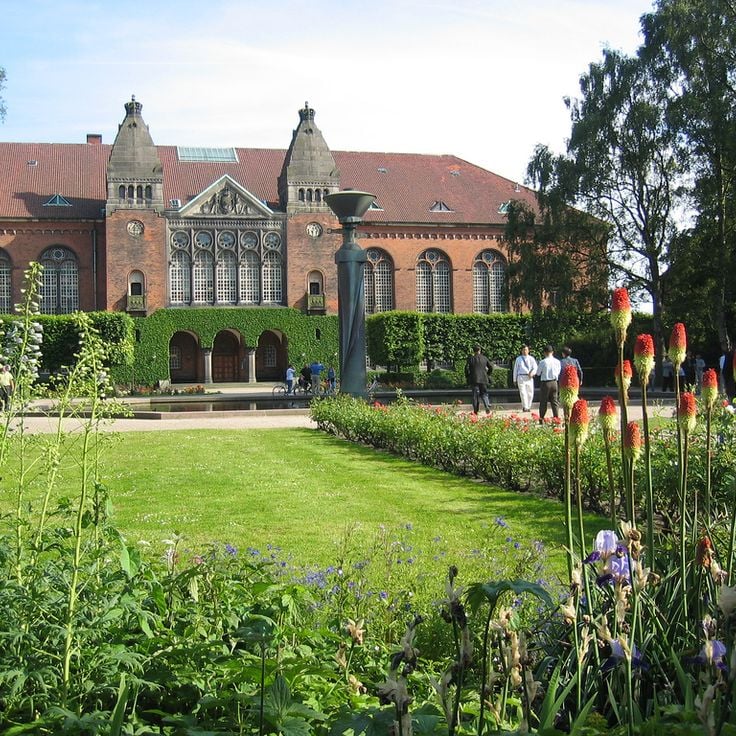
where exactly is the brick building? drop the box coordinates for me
[0,97,538,382]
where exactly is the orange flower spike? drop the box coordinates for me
[598,396,617,439]
[559,364,580,413]
[669,323,687,369]
[702,369,718,411]
[610,287,632,345]
[624,421,642,463]
[678,391,697,435]
[615,360,633,394]
[569,399,589,447]
[633,334,655,385]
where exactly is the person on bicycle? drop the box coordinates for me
[300,365,311,393]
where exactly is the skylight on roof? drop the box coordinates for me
[177,146,238,163]
[429,200,453,212]
[368,201,384,211]
[497,201,511,214]
[43,194,72,207]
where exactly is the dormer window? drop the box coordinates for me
[27,160,38,168]
[43,194,72,207]
[429,200,453,212]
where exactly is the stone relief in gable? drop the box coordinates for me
[199,185,251,216]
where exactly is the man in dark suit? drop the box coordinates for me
[465,345,493,415]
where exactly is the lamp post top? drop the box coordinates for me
[324,190,376,223]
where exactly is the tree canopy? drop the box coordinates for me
[512,0,736,355]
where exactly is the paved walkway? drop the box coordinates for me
[16,382,674,433]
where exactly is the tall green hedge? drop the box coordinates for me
[366,310,655,370]
[0,312,135,373]
[124,308,339,386]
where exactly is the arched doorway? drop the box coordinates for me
[256,330,287,381]
[212,330,240,382]
[169,331,199,383]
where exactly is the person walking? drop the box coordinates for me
[309,359,325,395]
[536,345,561,423]
[0,364,14,411]
[465,344,493,415]
[327,365,336,394]
[512,345,537,412]
[661,355,674,392]
[560,346,583,385]
[285,364,296,395]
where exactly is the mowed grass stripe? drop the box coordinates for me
[1,428,605,574]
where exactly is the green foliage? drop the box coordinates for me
[366,311,424,367]
[0,311,134,373]
[125,307,338,385]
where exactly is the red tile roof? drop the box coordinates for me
[0,142,537,224]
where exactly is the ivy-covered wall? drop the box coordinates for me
[124,308,339,385]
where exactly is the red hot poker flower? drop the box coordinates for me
[570,399,589,447]
[559,364,580,413]
[702,369,718,411]
[598,396,617,439]
[624,421,642,463]
[610,288,632,345]
[678,391,697,434]
[615,360,633,394]
[634,334,655,384]
[669,323,687,368]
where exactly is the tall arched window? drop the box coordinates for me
[415,249,451,313]
[473,250,507,313]
[170,251,191,304]
[364,248,394,314]
[239,251,260,303]
[0,250,11,313]
[262,251,283,303]
[40,247,79,314]
[216,250,237,304]
[193,251,214,303]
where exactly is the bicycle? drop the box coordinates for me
[272,381,310,398]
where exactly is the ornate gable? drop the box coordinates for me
[179,175,274,218]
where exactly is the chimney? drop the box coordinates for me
[87,133,102,145]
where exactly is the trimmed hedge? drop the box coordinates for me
[0,312,135,373]
[124,308,339,386]
[366,310,656,382]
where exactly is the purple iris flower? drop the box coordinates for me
[594,530,619,558]
[691,640,729,672]
[601,638,647,673]
[608,554,631,583]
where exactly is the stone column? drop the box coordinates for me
[248,348,257,383]
[203,348,213,384]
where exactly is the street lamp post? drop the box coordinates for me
[324,190,376,398]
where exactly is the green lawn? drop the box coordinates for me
[1,427,606,581]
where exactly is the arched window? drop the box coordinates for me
[415,249,451,313]
[169,251,191,304]
[127,185,134,199]
[298,188,305,202]
[306,189,313,202]
[128,270,144,296]
[145,185,152,200]
[315,189,322,202]
[216,250,237,304]
[308,270,323,296]
[262,251,283,303]
[136,185,143,201]
[193,251,214,303]
[239,251,260,304]
[118,185,126,200]
[364,248,394,314]
[0,250,11,313]
[473,250,507,313]
[40,247,79,314]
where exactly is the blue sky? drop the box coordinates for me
[2,0,653,182]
